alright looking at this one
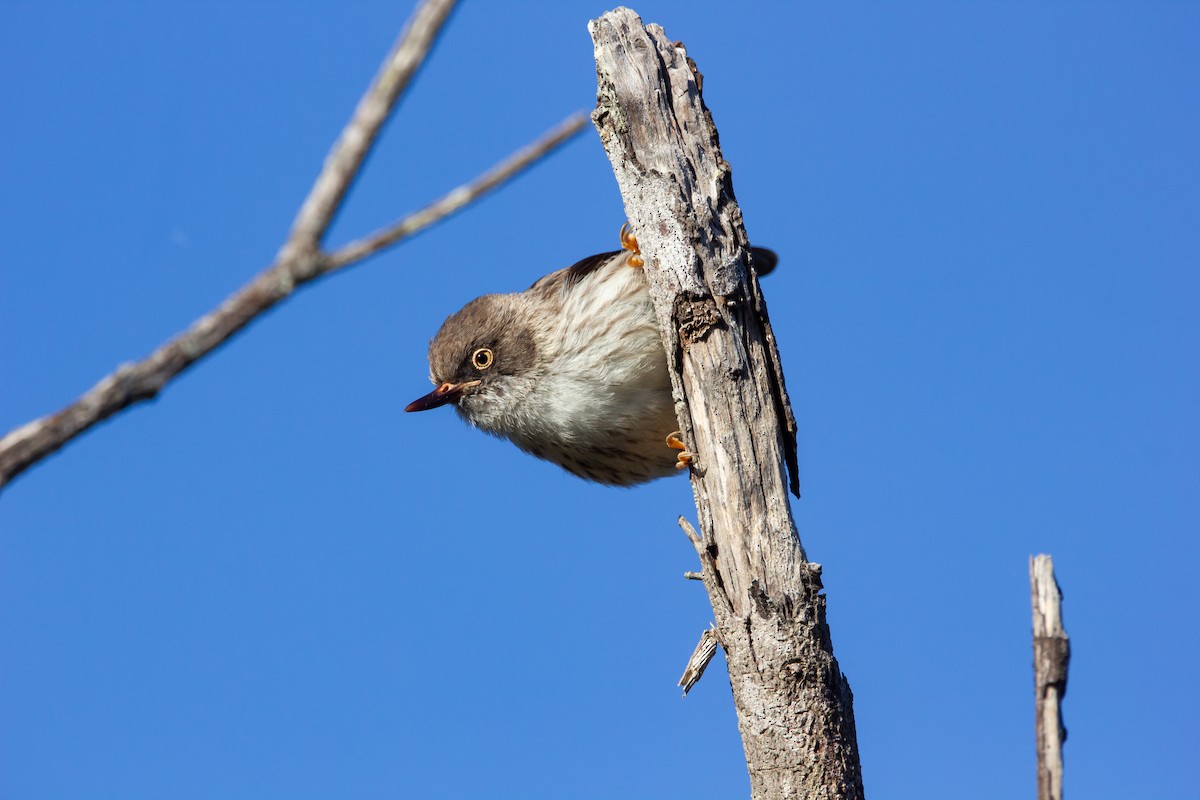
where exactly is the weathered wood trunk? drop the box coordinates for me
[1031,555,1070,800]
[590,9,864,799]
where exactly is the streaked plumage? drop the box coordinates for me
[407,241,777,486]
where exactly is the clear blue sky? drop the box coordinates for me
[2,2,1197,798]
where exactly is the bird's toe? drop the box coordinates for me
[666,431,693,470]
[619,222,644,268]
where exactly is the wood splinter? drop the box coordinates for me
[678,627,720,696]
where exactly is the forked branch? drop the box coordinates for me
[0,0,585,491]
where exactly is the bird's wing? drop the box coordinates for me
[528,250,623,295]
[528,246,778,296]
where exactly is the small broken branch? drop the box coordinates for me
[1031,554,1070,800]
[0,0,586,492]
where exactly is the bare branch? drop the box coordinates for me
[325,112,587,271]
[280,0,459,263]
[0,10,585,491]
[1031,554,1070,800]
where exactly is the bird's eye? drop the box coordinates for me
[472,347,494,370]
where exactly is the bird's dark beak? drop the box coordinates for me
[404,380,481,413]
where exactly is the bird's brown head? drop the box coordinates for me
[405,294,539,421]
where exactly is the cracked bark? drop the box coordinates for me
[590,9,863,799]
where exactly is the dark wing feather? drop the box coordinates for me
[562,250,622,289]
[529,250,623,294]
[528,246,777,295]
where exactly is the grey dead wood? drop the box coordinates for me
[1031,555,1069,800]
[590,9,863,799]
[0,0,586,491]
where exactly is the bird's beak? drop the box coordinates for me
[404,380,481,412]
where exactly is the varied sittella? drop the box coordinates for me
[406,225,778,486]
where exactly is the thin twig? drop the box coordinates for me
[280,0,459,264]
[0,8,586,492]
[325,112,587,271]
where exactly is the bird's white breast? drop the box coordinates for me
[468,254,679,484]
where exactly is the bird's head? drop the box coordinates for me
[405,294,540,428]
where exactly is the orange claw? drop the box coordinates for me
[619,222,644,268]
[666,431,693,470]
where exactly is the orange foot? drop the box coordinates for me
[619,222,644,268]
[666,431,693,470]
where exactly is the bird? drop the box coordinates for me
[406,225,778,486]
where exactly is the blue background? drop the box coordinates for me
[2,2,1197,798]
